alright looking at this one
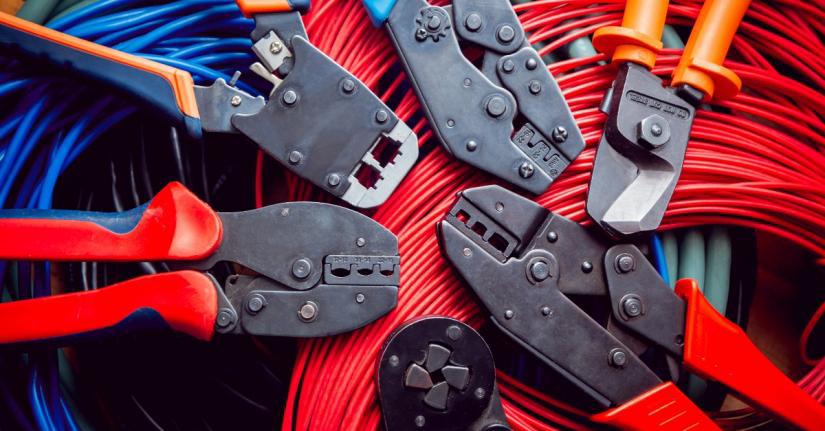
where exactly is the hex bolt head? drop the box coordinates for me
[530,261,550,282]
[519,161,534,178]
[638,114,670,148]
[609,348,628,368]
[497,25,515,43]
[298,301,318,322]
[247,294,266,313]
[621,296,643,318]
[446,325,463,340]
[526,58,538,70]
[375,109,389,124]
[486,96,507,117]
[615,253,635,273]
[230,95,242,107]
[327,173,341,187]
[355,293,365,303]
[465,13,482,31]
[292,258,312,279]
[288,150,303,165]
[216,309,234,328]
[504,309,515,319]
[546,231,558,242]
[282,89,298,106]
[341,79,356,93]
[466,140,478,152]
[581,261,593,273]
[501,59,515,73]
[551,126,568,143]
[529,80,542,95]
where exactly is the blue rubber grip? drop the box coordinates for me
[0,204,148,234]
[362,0,397,26]
[289,0,312,13]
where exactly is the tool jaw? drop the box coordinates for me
[384,0,583,195]
[587,62,696,238]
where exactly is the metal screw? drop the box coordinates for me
[447,119,455,128]
[530,261,550,282]
[651,123,663,136]
[541,306,552,316]
[529,80,542,95]
[446,325,462,340]
[474,387,486,399]
[546,231,558,242]
[356,237,366,247]
[247,294,266,313]
[389,355,400,366]
[615,253,635,273]
[495,202,504,212]
[581,261,593,273]
[282,89,298,105]
[327,173,341,187]
[288,150,303,165]
[486,96,507,117]
[292,258,312,279]
[551,126,568,143]
[504,309,515,319]
[463,78,472,87]
[465,13,482,31]
[462,247,472,257]
[466,140,478,152]
[519,162,534,178]
[356,293,365,303]
[415,415,426,428]
[497,25,515,43]
[298,301,318,322]
[230,95,242,107]
[341,79,356,93]
[216,309,234,328]
[621,296,643,318]
[502,59,515,73]
[609,348,627,368]
[375,109,389,124]
[415,28,428,41]
[270,39,283,54]
[526,58,538,70]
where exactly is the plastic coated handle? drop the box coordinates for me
[0,12,202,136]
[592,382,719,430]
[675,279,825,431]
[0,271,218,346]
[670,0,750,100]
[362,0,398,26]
[235,0,310,17]
[0,182,222,261]
[592,0,667,69]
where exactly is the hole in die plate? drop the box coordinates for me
[355,163,382,189]
[371,135,401,168]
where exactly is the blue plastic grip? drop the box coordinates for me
[0,204,148,234]
[362,0,397,26]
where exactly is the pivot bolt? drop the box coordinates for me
[519,162,534,178]
[327,173,341,187]
[497,25,515,43]
[427,14,441,30]
[341,79,356,93]
[298,301,318,322]
[282,89,298,106]
[621,296,643,318]
[216,309,234,328]
[486,96,507,117]
[375,109,389,124]
[247,294,266,313]
[288,150,303,165]
[639,114,670,148]
[292,258,312,279]
[551,126,568,143]
[502,59,515,73]
[615,253,635,273]
[609,348,628,368]
[230,95,242,107]
[465,13,483,32]
[530,261,550,281]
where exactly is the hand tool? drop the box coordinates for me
[362,0,584,195]
[587,0,750,237]
[377,316,511,431]
[0,2,418,209]
[0,181,400,346]
[438,185,825,430]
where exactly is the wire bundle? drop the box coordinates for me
[272,1,825,429]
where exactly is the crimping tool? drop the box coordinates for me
[438,185,825,430]
[0,1,418,209]
[587,0,750,237]
[377,316,510,431]
[0,182,399,345]
[362,0,584,195]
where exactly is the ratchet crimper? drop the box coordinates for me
[0,0,418,209]
[438,185,825,431]
[362,0,585,195]
[376,316,511,431]
[0,182,399,346]
[587,0,750,237]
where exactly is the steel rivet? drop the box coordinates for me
[356,237,366,247]
[415,415,426,428]
[342,79,356,93]
[474,387,486,399]
[497,25,515,43]
[581,261,593,273]
[551,126,568,143]
[465,13,482,32]
[447,119,456,128]
[541,306,552,316]
[389,355,400,367]
[526,58,538,70]
[546,231,558,242]
[495,202,504,212]
[466,140,478,152]
[609,348,627,368]
[216,309,234,328]
[504,309,514,319]
[298,301,318,322]
[282,89,298,105]
[288,150,303,165]
[230,95,242,107]
[528,80,542,95]
[519,162,534,178]
[247,294,266,313]
[292,258,312,279]
[427,15,441,30]
[616,253,635,273]
[462,247,472,257]
[463,78,472,87]
[356,293,365,303]
[502,59,515,73]
[446,325,462,340]
[327,173,341,187]
[375,109,389,124]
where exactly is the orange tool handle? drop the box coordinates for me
[671,0,750,100]
[592,382,720,430]
[675,279,825,431]
[592,0,668,69]
[235,0,310,18]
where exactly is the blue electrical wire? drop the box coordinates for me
[652,233,670,286]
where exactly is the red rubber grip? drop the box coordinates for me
[0,182,222,261]
[592,382,718,430]
[675,279,825,430]
[0,271,218,344]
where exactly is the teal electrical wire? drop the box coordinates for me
[661,230,679,288]
[16,0,62,24]
[678,229,706,290]
[704,226,732,314]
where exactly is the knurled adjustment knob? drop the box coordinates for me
[415,7,451,42]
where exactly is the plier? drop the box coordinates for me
[438,185,825,430]
[0,0,418,209]
[587,0,750,237]
[376,316,511,431]
[0,182,400,346]
[361,0,585,195]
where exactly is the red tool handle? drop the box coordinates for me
[592,382,719,430]
[0,182,222,261]
[0,271,218,346]
[675,279,825,430]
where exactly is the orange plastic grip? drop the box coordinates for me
[592,0,668,69]
[671,0,750,100]
[236,0,295,17]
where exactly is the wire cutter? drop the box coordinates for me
[362,0,585,195]
[0,1,418,209]
[0,181,399,346]
[377,316,511,431]
[438,185,825,430]
[587,0,749,237]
